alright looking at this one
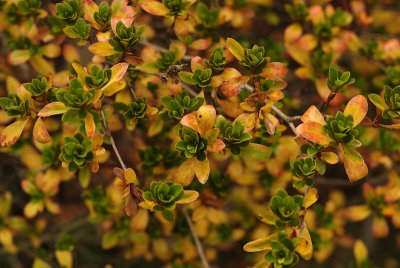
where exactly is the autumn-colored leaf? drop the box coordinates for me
[343,95,368,126]
[340,144,368,182]
[220,76,251,97]
[296,122,333,146]
[88,42,115,56]
[141,1,169,16]
[354,240,368,265]
[304,187,318,209]
[33,118,51,143]
[38,102,68,117]
[301,105,325,125]
[368,94,388,112]
[296,225,313,260]
[243,234,278,252]
[176,190,199,204]
[193,158,210,184]
[30,56,55,76]
[260,62,288,80]
[85,113,96,137]
[239,143,272,162]
[7,50,30,65]
[345,205,371,221]
[0,118,29,147]
[226,38,245,61]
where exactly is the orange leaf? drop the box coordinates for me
[85,113,96,137]
[189,39,211,50]
[343,95,368,127]
[340,144,368,182]
[260,62,288,79]
[33,118,51,143]
[304,187,318,209]
[296,122,333,146]
[372,216,389,238]
[301,105,325,125]
[0,118,29,147]
[220,76,251,97]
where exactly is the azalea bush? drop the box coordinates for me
[0,0,400,267]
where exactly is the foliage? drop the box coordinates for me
[0,0,399,268]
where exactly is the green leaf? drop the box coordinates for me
[239,143,272,162]
[102,231,118,249]
[368,94,388,111]
[178,71,195,85]
[161,209,175,222]
[226,38,245,61]
[79,165,91,188]
[243,234,278,252]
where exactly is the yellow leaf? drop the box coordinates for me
[193,158,210,184]
[174,158,195,186]
[321,152,339,164]
[0,118,29,147]
[7,50,30,65]
[55,250,73,268]
[33,118,51,143]
[38,102,68,117]
[43,44,61,58]
[345,205,371,221]
[301,105,325,125]
[32,258,52,268]
[102,81,126,96]
[344,95,368,127]
[340,144,368,182]
[226,38,245,61]
[88,42,115,56]
[85,112,96,137]
[141,1,170,16]
[243,233,278,252]
[30,56,55,76]
[124,168,138,184]
[296,225,313,260]
[354,239,368,265]
[304,187,318,209]
[176,190,199,204]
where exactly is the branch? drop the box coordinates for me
[100,108,127,171]
[182,207,211,268]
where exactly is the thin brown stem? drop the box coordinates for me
[100,109,127,171]
[182,207,210,268]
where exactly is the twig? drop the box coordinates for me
[182,207,210,268]
[271,105,298,136]
[100,109,127,171]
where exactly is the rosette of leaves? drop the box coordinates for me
[58,133,93,172]
[143,181,184,221]
[176,126,208,161]
[42,144,61,169]
[384,66,400,86]
[55,0,83,25]
[16,0,41,15]
[84,65,111,89]
[191,68,212,88]
[159,91,204,122]
[240,45,267,74]
[113,98,152,129]
[290,157,317,188]
[24,76,48,97]
[63,18,91,40]
[215,116,251,154]
[207,172,231,199]
[196,2,219,28]
[0,94,29,118]
[285,2,309,21]
[264,233,299,268]
[108,21,145,52]
[6,4,19,24]
[56,79,95,109]
[327,66,355,92]
[157,50,178,72]
[324,112,360,146]
[369,85,400,119]
[206,47,226,74]
[270,190,303,228]
[93,2,112,28]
